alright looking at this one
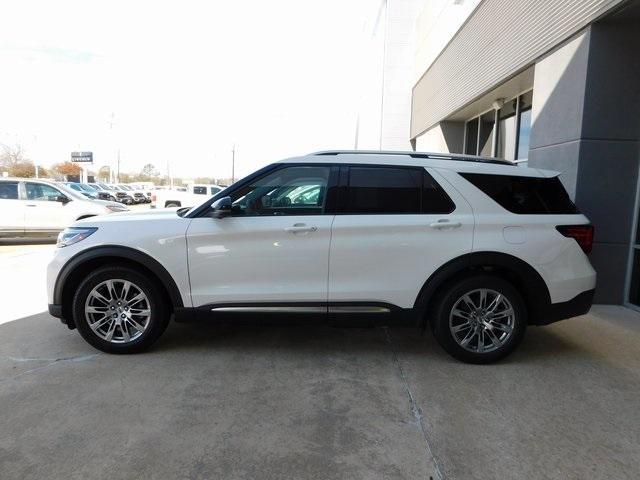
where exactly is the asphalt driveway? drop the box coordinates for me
[1,306,639,479]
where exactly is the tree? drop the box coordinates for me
[8,161,36,178]
[140,163,159,181]
[98,166,111,181]
[0,143,26,168]
[52,162,82,178]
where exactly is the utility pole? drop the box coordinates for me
[231,144,236,184]
[116,149,120,183]
[108,113,116,183]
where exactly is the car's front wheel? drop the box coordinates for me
[431,275,526,364]
[72,266,169,353]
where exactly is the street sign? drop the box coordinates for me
[71,151,93,163]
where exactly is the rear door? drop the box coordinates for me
[328,165,474,309]
[0,181,25,236]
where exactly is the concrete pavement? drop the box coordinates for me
[1,306,639,479]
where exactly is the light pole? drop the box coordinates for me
[231,144,236,184]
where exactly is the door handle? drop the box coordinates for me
[284,224,318,233]
[429,220,462,229]
[25,204,37,207]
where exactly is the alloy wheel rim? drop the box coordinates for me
[84,279,151,344]
[449,288,515,353]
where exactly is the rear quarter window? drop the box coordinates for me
[460,173,578,214]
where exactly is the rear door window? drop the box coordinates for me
[460,173,578,214]
[344,166,454,214]
[0,181,19,199]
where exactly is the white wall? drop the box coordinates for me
[413,0,481,82]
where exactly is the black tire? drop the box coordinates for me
[72,266,170,354]
[430,275,527,364]
[165,201,180,208]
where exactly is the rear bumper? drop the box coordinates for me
[532,289,595,325]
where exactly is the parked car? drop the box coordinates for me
[63,182,99,200]
[47,150,596,363]
[151,184,224,208]
[128,184,152,202]
[86,183,117,202]
[65,182,113,202]
[98,183,134,205]
[117,184,147,204]
[0,178,128,238]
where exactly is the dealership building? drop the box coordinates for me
[409,0,640,306]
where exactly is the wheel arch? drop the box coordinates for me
[55,245,184,328]
[414,251,551,327]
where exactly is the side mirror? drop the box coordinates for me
[210,196,232,219]
[55,195,70,204]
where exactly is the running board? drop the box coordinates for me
[209,305,391,314]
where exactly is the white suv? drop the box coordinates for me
[47,151,596,363]
[0,178,128,238]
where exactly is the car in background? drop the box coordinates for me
[87,183,118,202]
[97,183,134,205]
[65,182,115,202]
[118,184,149,203]
[0,178,128,238]
[129,184,153,202]
[151,184,224,208]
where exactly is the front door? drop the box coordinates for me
[186,165,337,307]
[24,182,69,232]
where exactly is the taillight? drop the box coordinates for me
[151,194,156,203]
[556,225,594,254]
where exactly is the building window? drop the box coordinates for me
[464,118,479,155]
[516,91,533,161]
[464,90,533,161]
[497,98,517,160]
[479,110,496,157]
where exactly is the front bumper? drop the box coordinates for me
[532,289,595,325]
[48,303,75,329]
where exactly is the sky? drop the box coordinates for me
[0,0,387,180]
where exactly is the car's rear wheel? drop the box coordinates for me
[72,266,169,353]
[165,201,180,208]
[431,275,526,364]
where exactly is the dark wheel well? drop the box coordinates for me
[60,256,176,329]
[76,215,96,221]
[416,252,550,328]
[165,201,181,207]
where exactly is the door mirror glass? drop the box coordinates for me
[210,196,232,219]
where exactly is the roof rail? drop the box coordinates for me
[309,150,515,166]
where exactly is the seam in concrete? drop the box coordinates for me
[382,327,446,480]
[1,353,100,382]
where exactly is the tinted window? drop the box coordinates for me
[423,172,455,214]
[193,186,207,195]
[0,181,19,200]
[345,167,422,214]
[461,173,578,214]
[230,166,331,216]
[26,183,63,201]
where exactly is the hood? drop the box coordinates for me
[77,207,182,224]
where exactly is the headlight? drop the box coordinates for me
[57,227,97,248]
[106,204,128,212]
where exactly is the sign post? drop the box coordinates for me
[71,151,93,183]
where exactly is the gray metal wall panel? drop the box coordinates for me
[411,0,626,139]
